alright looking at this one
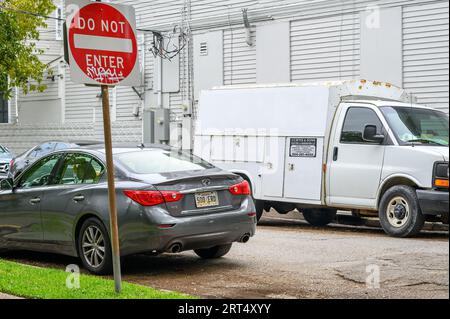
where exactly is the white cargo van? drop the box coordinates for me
[194,80,449,237]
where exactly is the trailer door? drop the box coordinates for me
[261,137,285,198]
[284,137,324,201]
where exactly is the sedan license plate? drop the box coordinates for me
[195,191,219,208]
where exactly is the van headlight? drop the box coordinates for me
[434,162,449,189]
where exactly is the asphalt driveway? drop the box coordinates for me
[1,211,448,299]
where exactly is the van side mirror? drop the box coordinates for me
[0,178,14,191]
[363,125,385,144]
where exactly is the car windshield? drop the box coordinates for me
[380,106,449,146]
[116,149,215,174]
[0,146,10,158]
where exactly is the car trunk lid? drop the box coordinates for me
[153,170,243,217]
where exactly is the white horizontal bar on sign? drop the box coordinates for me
[73,34,133,53]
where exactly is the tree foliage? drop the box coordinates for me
[0,0,56,98]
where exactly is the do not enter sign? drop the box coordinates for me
[66,0,140,86]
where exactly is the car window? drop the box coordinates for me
[116,149,215,174]
[55,153,104,185]
[18,154,62,189]
[340,107,384,144]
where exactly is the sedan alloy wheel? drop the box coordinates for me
[82,225,106,268]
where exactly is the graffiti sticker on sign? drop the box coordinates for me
[66,0,140,86]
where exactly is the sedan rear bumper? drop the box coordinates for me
[120,197,257,256]
[161,218,256,253]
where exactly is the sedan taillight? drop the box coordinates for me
[124,190,184,206]
[229,180,251,196]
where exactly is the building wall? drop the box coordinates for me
[403,1,449,112]
[1,0,448,154]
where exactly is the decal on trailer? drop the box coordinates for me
[289,138,317,158]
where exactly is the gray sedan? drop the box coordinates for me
[0,145,257,274]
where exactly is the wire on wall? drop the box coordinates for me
[1,3,187,61]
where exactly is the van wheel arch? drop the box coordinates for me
[378,177,419,209]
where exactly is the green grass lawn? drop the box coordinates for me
[0,259,195,299]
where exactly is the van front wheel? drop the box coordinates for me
[302,209,336,227]
[379,185,424,238]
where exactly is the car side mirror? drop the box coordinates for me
[363,125,385,144]
[0,178,14,191]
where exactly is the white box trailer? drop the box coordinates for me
[194,80,449,237]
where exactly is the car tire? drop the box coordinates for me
[194,244,232,259]
[78,217,113,275]
[378,185,425,238]
[302,208,337,227]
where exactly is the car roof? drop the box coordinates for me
[67,143,173,154]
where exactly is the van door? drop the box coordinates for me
[284,137,324,201]
[327,105,387,208]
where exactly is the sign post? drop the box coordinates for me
[65,0,141,293]
[100,84,122,293]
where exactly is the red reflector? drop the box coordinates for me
[247,212,257,217]
[229,180,251,196]
[161,191,184,203]
[123,190,183,207]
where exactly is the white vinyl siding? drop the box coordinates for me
[4,0,449,153]
[403,1,449,113]
[224,28,257,85]
[64,67,98,123]
[291,13,360,82]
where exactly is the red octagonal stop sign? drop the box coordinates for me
[68,2,138,85]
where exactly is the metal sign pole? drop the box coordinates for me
[65,0,138,293]
[101,84,122,293]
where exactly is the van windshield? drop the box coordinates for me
[380,106,449,146]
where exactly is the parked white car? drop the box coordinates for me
[194,80,449,237]
[0,145,13,181]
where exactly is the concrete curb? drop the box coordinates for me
[0,292,23,299]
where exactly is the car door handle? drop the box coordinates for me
[333,147,339,161]
[29,197,41,205]
[73,195,85,202]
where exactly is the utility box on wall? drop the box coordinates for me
[193,31,224,100]
[154,108,170,143]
